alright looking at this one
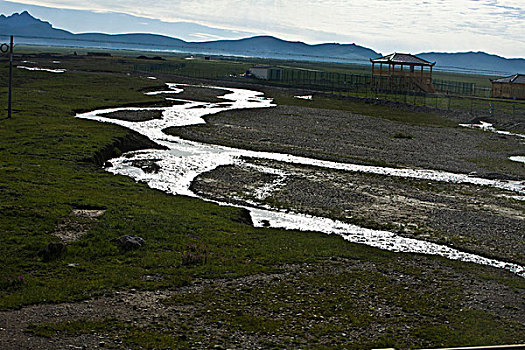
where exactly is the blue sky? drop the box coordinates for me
[1,0,524,58]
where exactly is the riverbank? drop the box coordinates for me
[191,159,525,265]
[0,62,523,349]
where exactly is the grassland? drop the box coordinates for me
[0,54,523,349]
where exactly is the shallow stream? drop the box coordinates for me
[76,83,525,277]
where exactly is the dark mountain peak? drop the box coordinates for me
[3,10,33,20]
[1,11,52,28]
[252,35,290,41]
[250,35,281,40]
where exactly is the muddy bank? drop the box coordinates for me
[85,131,166,167]
[171,85,234,103]
[470,114,525,134]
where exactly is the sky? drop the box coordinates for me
[1,0,524,58]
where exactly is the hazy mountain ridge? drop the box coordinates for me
[419,52,525,75]
[2,11,524,75]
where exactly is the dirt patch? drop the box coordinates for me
[174,85,233,103]
[53,209,106,243]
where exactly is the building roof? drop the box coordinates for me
[491,74,525,84]
[370,53,435,66]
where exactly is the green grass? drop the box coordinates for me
[162,265,524,349]
[0,65,375,309]
[0,54,523,348]
[393,132,414,139]
[24,263,525,348]
[269,91,458,127]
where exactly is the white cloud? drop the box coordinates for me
[3,0,524,57]
[189,33,224,41]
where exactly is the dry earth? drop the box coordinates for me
[1,257,523,349]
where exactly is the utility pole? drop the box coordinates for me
[2,36,13,118]
[8,36,13,119]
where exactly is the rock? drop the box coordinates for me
[39,242,67,262]
[112,235,145,250]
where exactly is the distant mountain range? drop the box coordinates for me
[417,52,525,76]
[1,11,524,76]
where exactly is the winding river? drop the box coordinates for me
[76,83,525,277]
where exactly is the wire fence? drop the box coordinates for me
[134,62,525,118]
[433,79,491,97]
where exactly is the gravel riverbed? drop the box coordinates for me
[167,104,524,179]
[162,88,524,265]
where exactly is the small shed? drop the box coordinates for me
[370,53,436,93]
[248,65,282,81]
[491,74,525,99]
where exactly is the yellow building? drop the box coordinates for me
[491,74,525,99]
